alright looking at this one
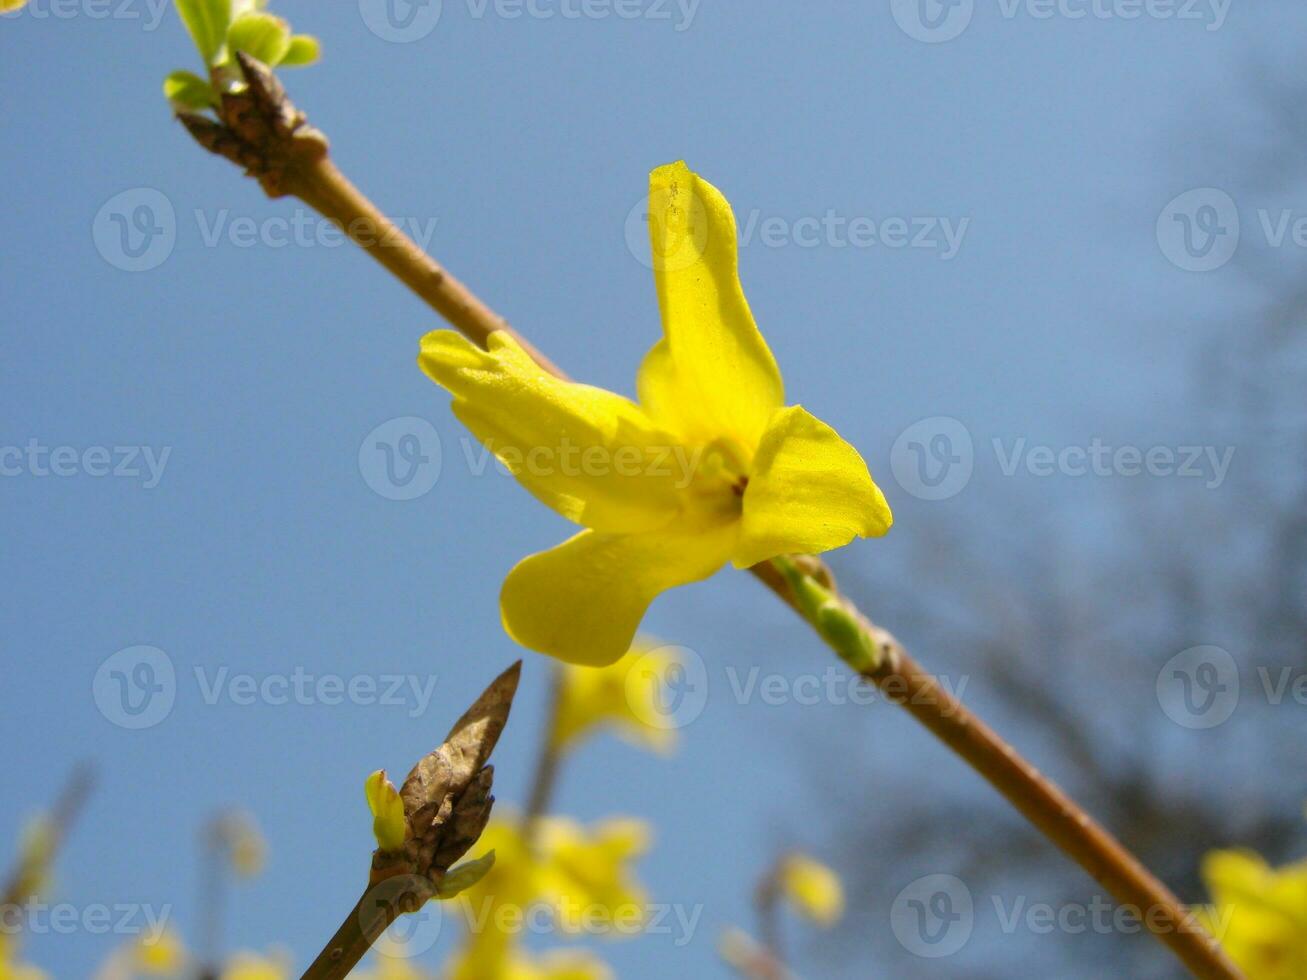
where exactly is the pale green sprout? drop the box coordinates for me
[164,0,320,111]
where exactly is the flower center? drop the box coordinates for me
[683,437,751,520]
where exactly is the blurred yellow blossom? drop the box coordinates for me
[1200,848,1307,980]
[448,942,612,980]
[0,934,47,980]
[134,929,187,975]
[533,817,650,933]
[219,950,291,980]
[354,947,432,980]
[11,817,55,901]
[0,1,28,11]
[209,811,266,879]
[551,642,678,755]
[420,161,891,666]
[777,854,844,928]
[446,813,649,979]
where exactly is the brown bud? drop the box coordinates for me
[177,53,328,199]
[371,661,522,890]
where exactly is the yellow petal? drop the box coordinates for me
[1203,849,1274,909]
[220,951,291,980]
[501,521,737,666]
[733,406,892,568]
[365,770,407,853]
[420,330,683,534]
[779,854,844,928]
[135,929,188,974]
[638,162,783,452]
[534,816,651,931]
[551,641,677,755]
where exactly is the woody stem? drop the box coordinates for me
[524,666,565,831]
[206,132,1242,980]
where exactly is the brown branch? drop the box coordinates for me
[523,665,564,831]
[178,58,1243,980]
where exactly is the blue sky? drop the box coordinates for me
[2,1,1303,976]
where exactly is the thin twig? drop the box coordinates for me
[176,62,1243,980]
[523,666,564,831]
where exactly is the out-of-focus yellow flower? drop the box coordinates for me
[134,929,188,975]
[448,942,612,980]
[0,934,47,980]
[228,823,266,879]
[777,854,843,928]
[419,161,892,667]
[11,817,54,900]
[551,641,678,755]
[220,950,291,980]
[366,770,408,853]
[1200,848,1307,980]
[447,813,648,979]
[533,817,650,933]
[353,946,433,980]
[0,1,29,13]
[206,811,265,879]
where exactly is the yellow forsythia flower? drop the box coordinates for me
[353,946,433,980]
[0,935,47,980]
[366,770,408,853]
[452,815,650,946]
[551,640,678,754]
[220,950,291,980]
[419,161,892,666]
[1200,848,1307,980]
[223,814,267,879]
[448,942,612,980]
[134,929,188,974]
[778,854,844,928]
[533,816,650,933]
